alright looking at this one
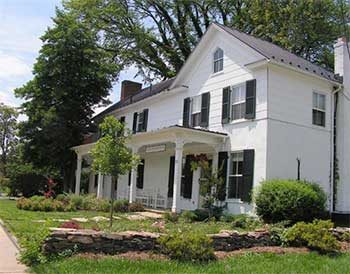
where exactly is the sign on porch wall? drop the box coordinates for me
[145,144,166,153]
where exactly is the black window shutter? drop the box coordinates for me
[183,97,191,127]
[200,92,210,128]
[119,116,125,124]
[245,79,256,119]
[218,152,228,201]
[222,87,231,124]
[167,156,175,198]
[142,109,149,132]
[181,155,194,199]
[136,159,145,189]
[132,112,138,133]
[241,149,254,202]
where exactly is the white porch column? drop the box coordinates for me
[75,154,82,195]
[211,150,219,196]
[172,139,184,213]
[97,173,104,198]
[129,146,139,203]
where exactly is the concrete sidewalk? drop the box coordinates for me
[0,224,27,274]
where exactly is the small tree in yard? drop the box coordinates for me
[90,116,140,227]
[191,154,226,219]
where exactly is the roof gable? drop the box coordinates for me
[216,23,339,83]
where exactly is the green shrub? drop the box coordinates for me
[231,214,261,230]
[80,194,98,210]
[283,219,340,253]
[56,194,70,204]
[17,197,68,212]
[113,199,129,212]
[128,202,144,212]
[69,195,84,210]
[96,199,110,212]
[164,211,179,223]
[158,231,215,262]
[255,179,327,223]
[20,226,50,265]
[192,209,209,221]
[180,210,197,223]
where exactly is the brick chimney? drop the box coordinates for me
[120,80,142,101]
[334,37,350,77]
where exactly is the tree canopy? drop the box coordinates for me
[65,0,350,80]
[0,104,18,176]
[15,9,118,189]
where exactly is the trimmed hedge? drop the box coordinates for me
[254,179,327,223]
[16,195,144,212]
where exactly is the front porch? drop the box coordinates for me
[72,125,227,212]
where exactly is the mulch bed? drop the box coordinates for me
[76,246,311,261]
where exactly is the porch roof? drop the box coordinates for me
[72,125,227,156]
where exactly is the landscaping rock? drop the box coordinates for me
[138,212,163,219]
[71,217,89,223]
[32,220,46,223]
[151,221,165,230]
[52,219,69,222]
[43,228,276,255]
[126,214,146,221]
[91,216,109,222]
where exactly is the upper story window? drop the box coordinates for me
[191,95,202,127]
[132,109,149,133]
[312,92,325,127]
[213,48,224,73]
[183,93,210,128]
[222,79,256,124]
[231,83,246,120]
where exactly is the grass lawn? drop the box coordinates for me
[31,252,350,274]
[0,198,349,274]
[0,199,234,240]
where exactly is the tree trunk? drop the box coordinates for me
[110,176,117,228]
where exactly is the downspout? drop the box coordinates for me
[331,84,342,212]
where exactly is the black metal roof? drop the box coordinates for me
[216,23,340,83]
[94,78,175,121]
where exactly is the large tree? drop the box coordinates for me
[15,9,118,190]
[66,0,349,80]
[0,104,18,176]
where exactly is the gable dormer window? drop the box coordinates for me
[213,48,224,73]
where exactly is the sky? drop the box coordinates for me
[0,0,141,117]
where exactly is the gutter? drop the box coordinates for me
[331,84,342,212]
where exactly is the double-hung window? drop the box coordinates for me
[191,95,201,127]
[213,48,223,73]
[228,152,243,199]
[312,92,325,127]
[231,84,246,121]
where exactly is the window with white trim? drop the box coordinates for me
[312,92,325,127]
[228,152,243,199]
[137,111,144,132]
[191,95,201,127]
[231,84,246,120]
[213,48,223,73]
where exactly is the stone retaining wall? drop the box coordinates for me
[43,228,274,254]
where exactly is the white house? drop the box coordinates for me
[72,23,350,217]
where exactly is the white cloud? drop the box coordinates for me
[0,51,31,77]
